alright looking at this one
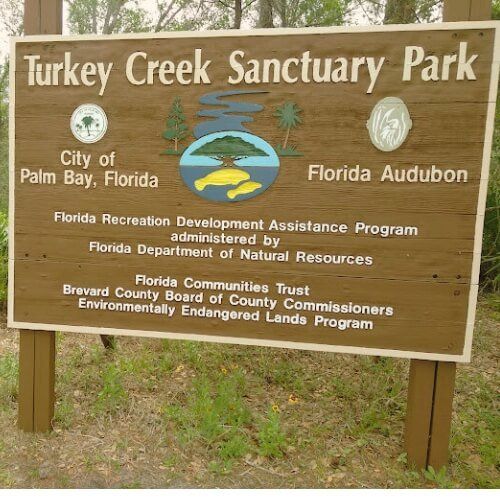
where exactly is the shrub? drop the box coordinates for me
[257,407,287,458]
[481,101,500,292]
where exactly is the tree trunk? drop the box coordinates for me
[107,0,127,34]
[283,126,290,149]
[91,2,97,33]
[277,0,288,27]
[383,0,418,24]
[234,0,242,29]
[103,1,112,33]
[258,0,274,28]
[174,137,178,151]
[220,156,235,167]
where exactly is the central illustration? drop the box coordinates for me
[162,90,302,202]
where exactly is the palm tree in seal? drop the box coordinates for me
[81,115,95,137]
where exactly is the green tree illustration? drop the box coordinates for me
[81,115,95,137]
[192,136,267,167]
[163,97,189,153]
[274,102,302,150]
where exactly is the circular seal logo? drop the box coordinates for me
[70,104,108,143]
[179,131,280,203]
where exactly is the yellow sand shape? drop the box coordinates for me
[227,181,262,199]
[194,168,250,191]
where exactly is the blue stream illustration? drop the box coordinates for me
[193,90,268,139]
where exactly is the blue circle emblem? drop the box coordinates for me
[179,131,279,202]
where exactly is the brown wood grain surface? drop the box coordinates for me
[427,361,457,468]
[11,26,498,358]
[13,259,470,354]
[404,359,436,468]
[444,0,492,21]
[13,232,474,283]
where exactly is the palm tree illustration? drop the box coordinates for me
[81,115,95,137]
[274,102,302,149]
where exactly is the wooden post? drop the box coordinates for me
[24,0,63,34]
[427,362,457,468]
[404,360,457,469]
[17,0,62,433]
[18,330,56,432]
[404,0,491,470]
[443,0,491,21]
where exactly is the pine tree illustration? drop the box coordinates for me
[163,97,189,153]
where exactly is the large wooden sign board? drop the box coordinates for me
[9,22,500,362]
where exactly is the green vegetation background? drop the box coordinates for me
[0,60,7,303]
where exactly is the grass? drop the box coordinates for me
[160,148,184,156]
[0,352,17,408]
[162,368,254,469]
[93,363,128,415]
[0,299,498,488]
[257,408,287,458]
[0,211,7,305]
[274,144,303,157]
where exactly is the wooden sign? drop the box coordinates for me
[9,22,499,362]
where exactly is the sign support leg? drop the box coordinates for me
[17,0,62,433]
[18,330,56,432]
[427,362,457,469]
[404,360,456,470]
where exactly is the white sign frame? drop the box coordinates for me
[8,21,500,362]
